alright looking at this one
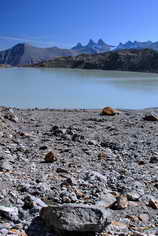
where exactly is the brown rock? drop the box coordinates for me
[111,195,128,210]
[101,107,120,116]
[98,152,107,160]
[44,151,58,163]
[149,198,158,209]
[126,215,139,223]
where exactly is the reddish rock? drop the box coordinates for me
[101,107,120,116]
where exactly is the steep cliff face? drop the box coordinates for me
[32,48,158,73]
[0,43,78,66]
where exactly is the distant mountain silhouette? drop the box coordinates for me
[116,40,158,51]
[72,39,114,54]
[2,39,158,66]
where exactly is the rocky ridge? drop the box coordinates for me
[0,107,158,235]
[31,48,158,73]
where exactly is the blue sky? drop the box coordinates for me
[0,0,158,49]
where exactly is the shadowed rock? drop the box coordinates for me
[40,204,111,235]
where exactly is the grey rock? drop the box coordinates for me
[40,204,111,232]
[0,161,12,171]
[0,206,19,221]
[96,193,116,208]
[143,112,158,121]
[126,192,140,201]
[23,195,47,210]
[88,140,97,145]
[150,153,158,163]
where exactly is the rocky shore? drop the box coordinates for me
[0,106,158,235]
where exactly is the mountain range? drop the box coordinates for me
[116,40,158,51]
[72,39,114,54]
[0,39,114,66]
[1,39,158,66]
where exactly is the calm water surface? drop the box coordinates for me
[0,67,158,109]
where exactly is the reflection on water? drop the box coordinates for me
[0,67,158,109]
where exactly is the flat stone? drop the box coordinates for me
[138,214,149,224]
[96,193,116,208]
[105,221,129,234]
[40,204,111,232]
[0,206,18,221]
[127,192,140,201]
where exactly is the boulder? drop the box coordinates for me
[143,112,158,121]
[101,107,120,116]
[40,204,111,233]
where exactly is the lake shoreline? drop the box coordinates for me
[0,106,158,235]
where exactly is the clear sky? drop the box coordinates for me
[0,0,158,49]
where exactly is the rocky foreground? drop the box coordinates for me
[0,107,158,235]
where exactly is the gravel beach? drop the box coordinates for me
[0,106,158,235]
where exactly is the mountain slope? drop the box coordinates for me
[31,48,158,73]
[0,43,78,66]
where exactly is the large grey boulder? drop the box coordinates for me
[40,204,111,233]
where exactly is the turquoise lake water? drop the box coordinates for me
[0,67,158,109]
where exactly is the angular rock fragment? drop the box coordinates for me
[40,204,111,233]
[0,206,19,221]
[148,198,158,209]
[44,151,58,163]
[111,195,128,210]
[149,153,158,163]
[98,152,107,160]
[3,108,19,122]
[143,112,158,121]
[126,192,140,201]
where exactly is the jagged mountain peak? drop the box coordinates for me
[72,39,112,54]
[97,39,106,46]
[87,39,96,47]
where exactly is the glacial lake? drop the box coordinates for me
[0,67,158,109]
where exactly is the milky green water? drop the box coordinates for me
[0,67,158,109]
